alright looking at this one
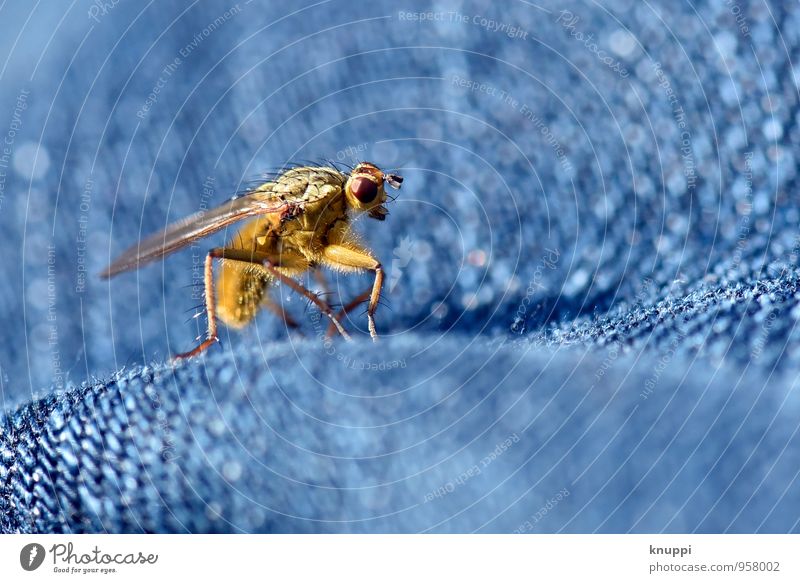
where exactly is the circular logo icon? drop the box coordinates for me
[20,543,46,571]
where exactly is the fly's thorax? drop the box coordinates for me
[262,193,347,262]
[290,191,344,230]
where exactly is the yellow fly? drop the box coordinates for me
[101,162,403,358]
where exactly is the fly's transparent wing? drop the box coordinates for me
[100,192,286,278]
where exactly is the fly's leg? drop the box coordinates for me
[312,268,330,298]
[174,252,221,359]
[325,290,370,338]
[174,247,350,360]
[261,295,301,329]
[321,245,383,340]
[257,261,351,342]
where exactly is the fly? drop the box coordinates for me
[100,162,403,359]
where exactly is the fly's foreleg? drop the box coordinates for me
[321,245,383,340]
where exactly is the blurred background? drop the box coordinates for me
[1,0,799,533]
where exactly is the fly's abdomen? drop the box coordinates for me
[215,219,273,328]
[216,263,269,328]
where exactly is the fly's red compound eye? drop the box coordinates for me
[351,177,378,203]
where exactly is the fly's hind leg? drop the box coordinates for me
[174,251,222,359]
[174,247,350,360]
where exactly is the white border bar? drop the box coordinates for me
[2,535,797,582]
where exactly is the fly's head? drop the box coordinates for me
[344,162,403,221]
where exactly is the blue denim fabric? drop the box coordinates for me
[1,0,799,532]
[3,339,799,533]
